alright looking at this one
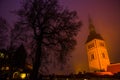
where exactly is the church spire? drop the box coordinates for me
[88,16,96,34]
[85,16,110,72]
[86,16,103,43]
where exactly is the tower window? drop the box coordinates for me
[91,54,94,60]
[100,42,104,47]
[88,43,94,49]
[102,53,106,58]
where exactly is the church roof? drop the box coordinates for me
[86,33,104,43]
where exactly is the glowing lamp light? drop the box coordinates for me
[6,66,9,70]
[20,73,26,79]
[66,78,69,80]
[0,52,4,58]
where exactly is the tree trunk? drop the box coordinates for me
[30,35,43,80]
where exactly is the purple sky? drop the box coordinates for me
[0,0,120,73]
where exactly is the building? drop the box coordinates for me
[107,63,120,74]
[85,17,110,72]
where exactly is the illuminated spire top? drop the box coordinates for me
[86,16,103,43]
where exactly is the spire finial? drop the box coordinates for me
[88,14,92,24]
[88,15,96,34]
[86,15,104,43]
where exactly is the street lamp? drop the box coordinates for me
[20,73,26,79]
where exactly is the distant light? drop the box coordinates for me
[1,66,9,70]
[66,78,69,80]
[1,67,5,70]
[6,66,9,70]
[20,73,26,79]
[0,52,4,58]
[55,78,57,80]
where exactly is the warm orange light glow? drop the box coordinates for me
[95,72,113,76]
[26,64,33,70]
[74,65,81,74]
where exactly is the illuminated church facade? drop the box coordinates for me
[85,17,110,72]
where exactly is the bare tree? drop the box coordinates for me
[16,0,81,79]
[9,22,32,50]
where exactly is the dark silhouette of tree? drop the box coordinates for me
[11,44,27,68]
[0,17,9,49]
[9,22,32,51]
[16,0,81,79]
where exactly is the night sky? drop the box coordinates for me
[0,0,120,73]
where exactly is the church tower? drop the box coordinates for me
[85,17,110,72]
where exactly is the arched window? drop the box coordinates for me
[91,54,94,60]
[102,53,106,58]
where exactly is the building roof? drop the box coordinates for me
[86,33,104,43]
[109,63,120,66]
[107,63,120,74]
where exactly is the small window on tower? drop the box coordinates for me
[100,42,104,47]
[102,53,106,58]
[88,43,94,49]
[91,54,94,60]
